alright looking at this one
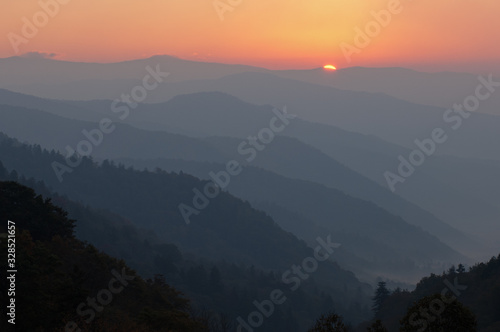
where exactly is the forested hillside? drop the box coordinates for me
[0,180,205,331]
[368,255,500,331]
[0,134,372,330]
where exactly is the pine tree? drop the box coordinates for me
[372,281,390,317]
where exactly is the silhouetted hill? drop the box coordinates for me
[0,180,206,332]
[368,255,500,332]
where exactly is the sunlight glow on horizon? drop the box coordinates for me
[323,65,337,71]
[0,0,499,72]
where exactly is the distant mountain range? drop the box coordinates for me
[1,88,498,247]
[2,56,499,162]
[0,96,479,284]
[1,55,499,116]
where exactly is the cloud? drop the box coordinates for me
[20,51,59,59]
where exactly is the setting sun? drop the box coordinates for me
[323,64,337,71]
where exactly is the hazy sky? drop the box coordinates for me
[1,0,499,72]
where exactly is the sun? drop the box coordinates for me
[323,64,337,71]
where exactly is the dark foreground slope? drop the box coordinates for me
[362,256,500,332]
[0,180,206,332]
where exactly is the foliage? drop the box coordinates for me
[372,255,500,331]
[308,312,350,332]
[399,294,477,332]
[367,319,388,332]
[372,282,390,317]
[0,181,205,331]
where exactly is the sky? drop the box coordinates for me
[1,0,499,72]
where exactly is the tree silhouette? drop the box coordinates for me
[307,312,349,332]
[400,294,477,332]
[367,319,388,332]
[372,282,390,317]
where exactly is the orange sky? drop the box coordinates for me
[1,0,499,72]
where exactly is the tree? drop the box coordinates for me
[307,312,349,332]
[372,282,390,316]
[367,319,388,332]
[400,294,477,332]
[457,263,466,273]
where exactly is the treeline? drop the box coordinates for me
[305,255,500,331]
[360,256,500,331]
[0,180,206,331]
